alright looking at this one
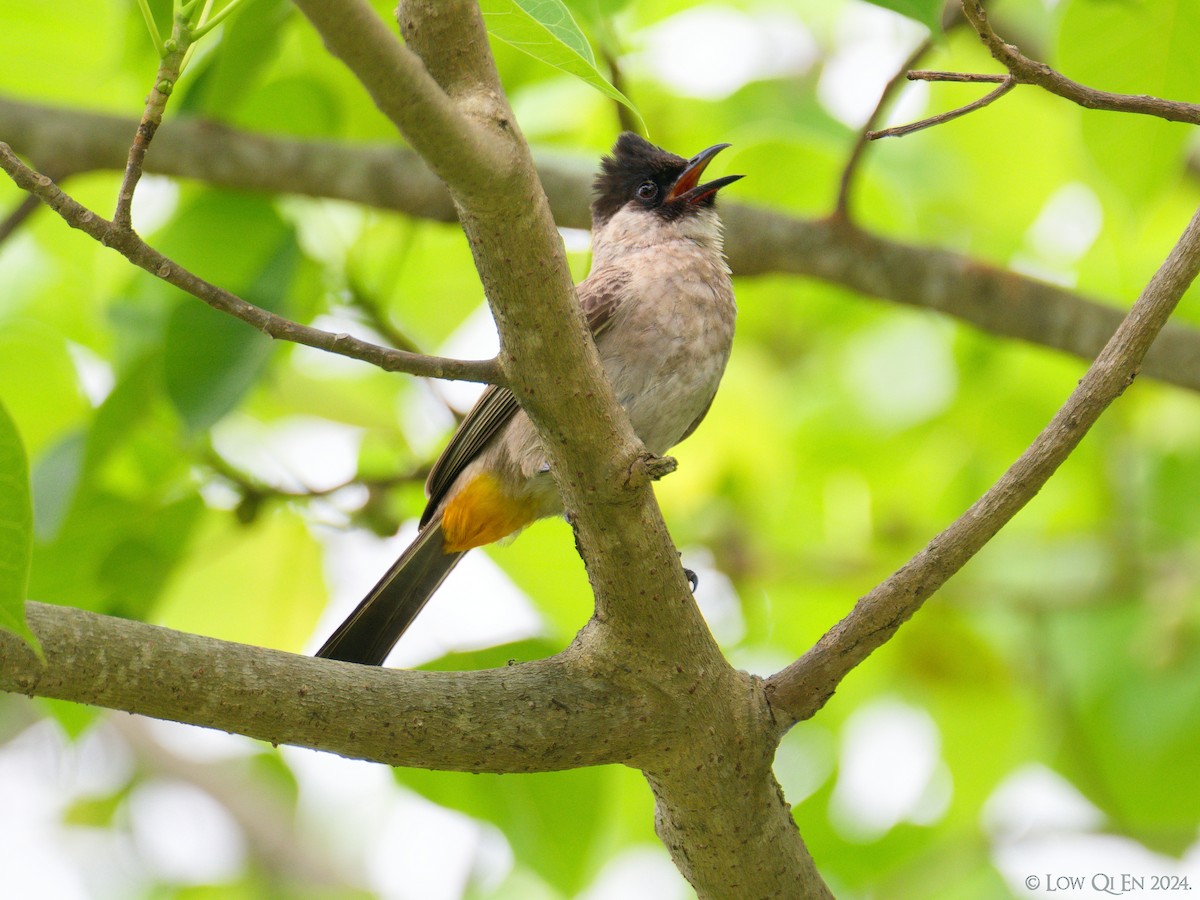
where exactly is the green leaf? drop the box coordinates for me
[861,0,944,32]
[561,0,635,60]
[480,0,644,130]
[0,397,40,656]
[164,302,274,434]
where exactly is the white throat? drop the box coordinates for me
[590,204,726,269]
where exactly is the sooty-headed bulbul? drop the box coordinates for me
[316,133,743,666]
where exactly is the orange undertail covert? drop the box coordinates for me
[440,472,541,553]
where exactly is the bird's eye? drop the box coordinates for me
[635,181,658,201]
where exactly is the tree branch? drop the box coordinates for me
[867,76,1016,140]
[908,70,1009,83]
[0,143,500,385]
[1,595,824,895]
[766,200,1200,722]
[350,11,826,889]
[868,0,1200,141]
[960,0,1200,125]
[289,0,507,199]
[114,21,188,229]
[207,455,427,502]
[8,96,1200,394]
[726,209,1200,394]
[0,602,648,772]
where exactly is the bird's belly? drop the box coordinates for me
[600,282,735,456]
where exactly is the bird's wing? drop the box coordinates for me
[421,384,521,525]
[420,270,633,525]
[579,267,632,338]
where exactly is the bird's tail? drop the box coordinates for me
[316,520,463,666]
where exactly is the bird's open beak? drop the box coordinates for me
[665,143,744,205]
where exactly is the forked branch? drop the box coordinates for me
[962,0,1200,125]
[873,0,1200,140]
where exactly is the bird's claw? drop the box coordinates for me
[684,567,698,592]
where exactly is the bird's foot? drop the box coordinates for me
[645,454,678,481]
[677,551,699,592]
[625,452,678,489]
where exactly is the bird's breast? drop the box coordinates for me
[598,250,736,456]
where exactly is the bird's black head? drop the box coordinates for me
[591,132,742,227]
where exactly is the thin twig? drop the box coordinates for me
[868,77,1016,140]
[961,0,1200,125]
[874,0,1200,142]
[766,201,1200,722]
[835,38,932,216]
[114,24,189,230]
[0,144,502,386]
[908,70,1008,83]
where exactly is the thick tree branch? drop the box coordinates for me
[0,96,464,220]
[648,767,828,897]
[289,0,506,198]
[399,10,829,891]
[0,144,500,385]
[766,201,1200,722]
[0,602,649,772]
[0,596,821,896]
[7,97,1200,394]
[727,208,1200,393]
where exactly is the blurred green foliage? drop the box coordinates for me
[2,0,1200,896]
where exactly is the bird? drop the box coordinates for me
[316,132,742,665]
